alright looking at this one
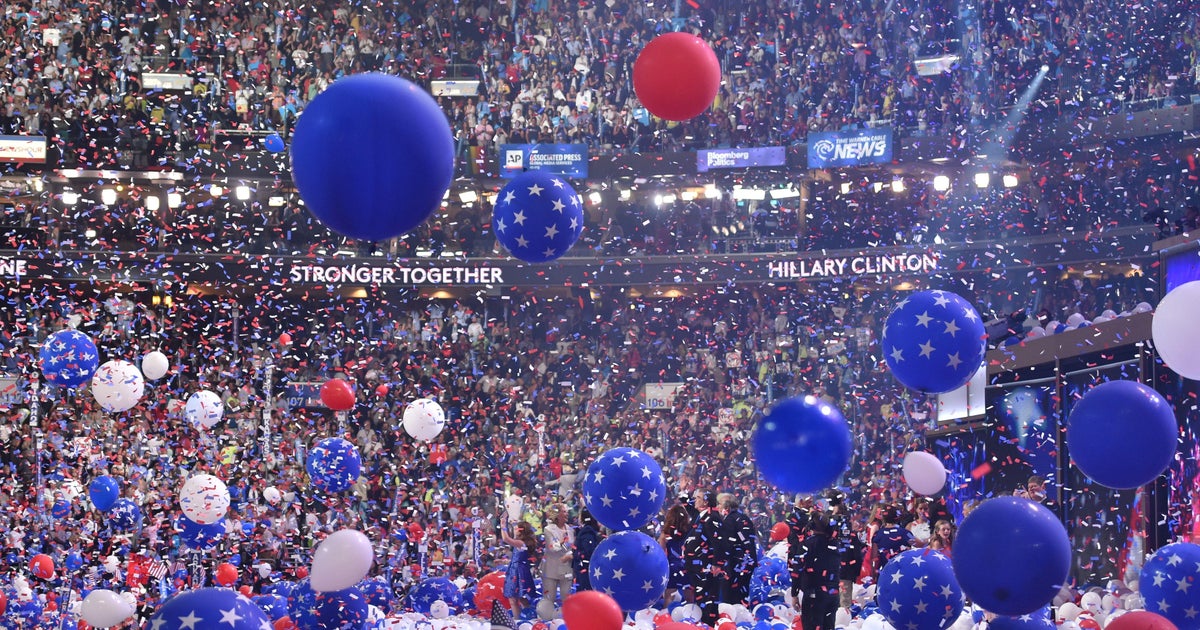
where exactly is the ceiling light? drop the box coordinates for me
[235,185,251,201]
[459,190,479,204]
[62,191,79,206]
[210,185,224,197]
[268,196,286,207]
[974,172,990,188]
[891,179,905,193]
[168,192,183,209]
[145,196,160,212]
[588,191,602,205]
[101,189,118,206]
[770,187,801,200]
[840,182,851,195]
[1003,174,1019,188]
[704,184,721,199]
[933,175,951,192]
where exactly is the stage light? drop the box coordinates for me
[168,192,183,209]
[619,188,632,201]
[235,185,251,201]
[101,188,118,206]
[891,178,905,193]
[588,191,602,205]
[268,196,286,207]
[974,172,990,188]
[458,190,478,204]
[770,187,800,200]
[872,182,884,193]
[1003,174,1019,188]
[933,176,951,192]
[840,182,852,195]
[145,196,160,212]
[62,191,79,205]
[84,228,97,239]
[680,190,697,201]
[661,193,677,204]
[704,184,721,199]
[210,185,224,197]
[731,188,765,201]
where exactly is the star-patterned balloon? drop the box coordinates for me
[306,438,362,493]
[877,549,963,630]
[1139,542,1200,628]
[252,594,289,621]
[148,587,271,630]
[588,530,669,612]
[359,578,394,613]
[287,578,368,630]
[108,498,142,530]
[881,290,986,394]
[406,577,462,614]
[493,169,584,263]
[987,608,1056,630]
[39,329,100,388]
[175,516,227,551]
[581,447,667,531]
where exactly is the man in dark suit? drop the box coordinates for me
[718,494,758,605]
[684,491,724,625]
[797,512,842,630]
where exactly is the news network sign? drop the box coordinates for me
[501,144,588,179]
[807,127,893,169]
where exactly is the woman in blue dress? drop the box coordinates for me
[501,516,541,619]
[659,502,693,606]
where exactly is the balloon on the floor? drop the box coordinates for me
[1139,542,1200,629]
[877,549,962,630]
[149,587,270,630]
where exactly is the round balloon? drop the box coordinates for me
[263,487,282,505]
[1153,281,1200,379]
[89,476,120,512]
[310,529,374,593]
[753,395,853,494]
[986,608,1055,630]
[179,474,231,525]
[902,451,948,496]
[748,555,791,607]
[581,447,667,531]
[264,133,286,153]
[216,563,239,586]
[141,351,170,380]
[563,592,624,630]
[320,379,356,412]
[1140,543,1200,629]
[588,531,669,612]
[632,32,721,121]
[40,329,100,387]
[177,516,227,550]
[51,499,71,520]
[952,496,1071,616]
[287,579,369,630]
[402,398,447,442]
[91,360,145,413]
[254,594,290,621]
[306,438,362,493]
[290,73,454,242]
[109,498,142,530]
[29,554,54,580]
[1107,611,1180,630]
[882,290,987,394]
[149,588,270,630]
[475,571,509,612]
[877,549,962,630]
[358,579,393,614]
[1066,380,1177,489]
[493,170,585,263]
[407,577,462,614]
[185,390,225,429]
[81,588,133,628]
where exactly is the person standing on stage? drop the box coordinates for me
[718,493,758,605]
[684,491,724,626]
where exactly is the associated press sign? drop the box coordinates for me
[807,128,893,169]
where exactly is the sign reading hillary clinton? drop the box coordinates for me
[807,127,893,169]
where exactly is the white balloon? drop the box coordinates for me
[1101,310,1118,320]
[179,474,230,525]
[902,451,947,496]
[504,494,524,521]
[1066,313,1086,327]
[1153,281,1200,378]
[1026,326,1046,340]
[263,487,282,505]
[141,351,170,380]
[81,589,133,628]
[257,563,272,579]
[1081,592,1103,616]
[185,390,225,429]
[91,360,145,413]
[1058,603,1082,622]
[403,399,446,442]
[1134,302,1154,314]
[1046,320,1061,335]
[535,597,556,620]
[674,604,702,622]
[311,529,374,592]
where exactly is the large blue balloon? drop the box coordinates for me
[878,549,963,630]
[39,329,100,387]
[290,73,455,242]
[588,530,669,612]
[88,476,120,512]
[753,395,853,494]
[882,290,987,394]
[263,133,286,153]
[987,608,1055,629]
[952,497,1071,616]
[306,438,362,493]
[149,587,269,630]
[749,555,791,607]
[407,577,462,614]
[176,515,227,550]
[1067,380,1177,489]
[359,578,394,613]
[493,170,585,263]
[1139,542,1200,629]
[581,447,667,531]
[109,498,142,530]
[287,578,369,630]
[9,594,43,626]
[253,593,290,621]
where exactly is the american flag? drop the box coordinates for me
[147,560,170,580]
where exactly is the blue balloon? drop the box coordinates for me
[176,516,227,550]
[88,476,120,512]
[878,549,963,630]
[1067,380,1177,489]
[987,608,1055,629]
[407,577,462,614]
[882,290,987,394]
[39,329,100,387]
[149,587,269,630]
[290,73,455,242]
[64,552,83,572]
[588,530,669,612]
[1140,542,1200,628]
[287,578,369,630]
[493,170,585,263]
[753,395,853,494]
[264,133,286,153]
[253,594,290,621]
[109,498,142,530]
[952,497,1070,616]
[261,581,296,600]
[580,447,667,531]
[306,438,362,493]
[749,555,791,607]
[51,500,71,520]
[359,578,394,613]
[10,594,43,626]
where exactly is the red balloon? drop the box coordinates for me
[633,32,721,121]
[320,379,356,411]
[1107,612,1179,630]
[474,571,510,612]
[769,522,790,542]
[215,562,239,586]
[278,333,292,346]
[294,566,309,579]
[653,612,673,627]
[562,591,623,630]
[658,623,703,630]
[30,554,54,580]
[0,590,7,616]
[274,617,297,630]
[239,585,253,597]
[376,384,389,397]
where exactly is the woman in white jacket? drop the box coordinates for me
[541,504,575,617]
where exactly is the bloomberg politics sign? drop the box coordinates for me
[697,146,787,172]
[807,127,893,169]
[501,144,588,179]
